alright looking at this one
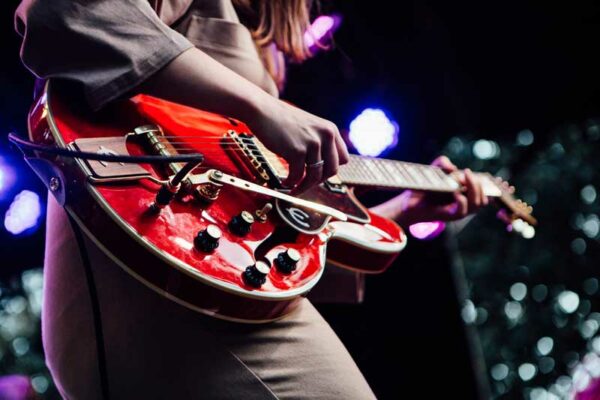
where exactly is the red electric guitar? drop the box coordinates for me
[15,82,536,322]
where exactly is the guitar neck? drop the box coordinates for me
[337,155,502,197]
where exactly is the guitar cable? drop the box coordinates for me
[8,132,204,165]
[67,214,112,400]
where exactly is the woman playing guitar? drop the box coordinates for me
[14,0,487,398]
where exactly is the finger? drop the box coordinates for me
[293,141,323,193]
[464,168,482,209]
[335,130,350,165]
[434,194,468,221]
[322,132,339,181]
[283,148,306,189]
[453,193,469,219]
[432,155,457,173]
[480,179,489,206]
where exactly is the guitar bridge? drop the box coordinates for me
[129,125,217,201]
[223,130,283,187]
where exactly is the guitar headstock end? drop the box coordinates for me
[490,174,538,239]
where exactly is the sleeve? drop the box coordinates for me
[15,0,194,110]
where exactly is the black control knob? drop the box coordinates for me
[229,211,255,236]
[242,261,271,288]
[274,248,301,274]
[194,225,222,253]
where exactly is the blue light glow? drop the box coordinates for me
[348,108,399,157]
[0,159,17,199]
[4,190,43,235]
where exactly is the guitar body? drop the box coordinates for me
[25,83,406,322]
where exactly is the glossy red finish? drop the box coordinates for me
[328,210,407,273]
[27,84,405,322]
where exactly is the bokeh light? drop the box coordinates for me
[409,221,446,240]
[519,363,537,381]
[537,337,554,356]
[348,108,399,156]
[304,15,342,52]
[581,185,597,204]
[0,158,16,200]
[557,291,580,314]
[3,190,42,235]
[516,129,535,146]
[472,139,500,159]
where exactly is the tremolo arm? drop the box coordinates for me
[189,170,348,222]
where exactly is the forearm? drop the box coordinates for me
[138,47,272,125]
[369,192,412,227]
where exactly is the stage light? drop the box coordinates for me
[4,190,42,235]
[305,15,342,52]
[349,108,399,157]
[408,221,445,240]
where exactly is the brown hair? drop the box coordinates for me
[233,0,316,90]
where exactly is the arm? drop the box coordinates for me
[138,48,349,190]
[15,0,348,190]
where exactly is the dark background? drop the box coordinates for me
[1,0,600,398]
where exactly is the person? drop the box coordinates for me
[14,1,487,398]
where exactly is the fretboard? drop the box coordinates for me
[253,137,501,196]
[337,155,461,193]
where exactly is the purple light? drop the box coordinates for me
[0,375,34,400]
[409,221,446,240]
[349,108,399,156]
[4,190,43,235]
[304,15,342,52]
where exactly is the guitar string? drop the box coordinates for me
[152,146,452,188]
[136,136,463,188]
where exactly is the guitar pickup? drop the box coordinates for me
[72,137,151,180]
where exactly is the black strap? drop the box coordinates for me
[67,215,111,400]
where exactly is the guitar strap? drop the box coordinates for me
[67,215,111,400]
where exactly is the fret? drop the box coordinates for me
[393,162,417,187]
[420,165,444,187]
[433,167,460,191]
[380,159,406,186]
[373,158,397,186]
[340,157,368,183]
[363,158,386,183]
[413,164,433,186]
[356,158,379,183]
[403,163,427,188]
[339,155,462,193]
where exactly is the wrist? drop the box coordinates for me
[236,89,273,127]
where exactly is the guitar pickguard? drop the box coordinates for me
[275,184,370,234]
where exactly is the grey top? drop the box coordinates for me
[15,0,278,110]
